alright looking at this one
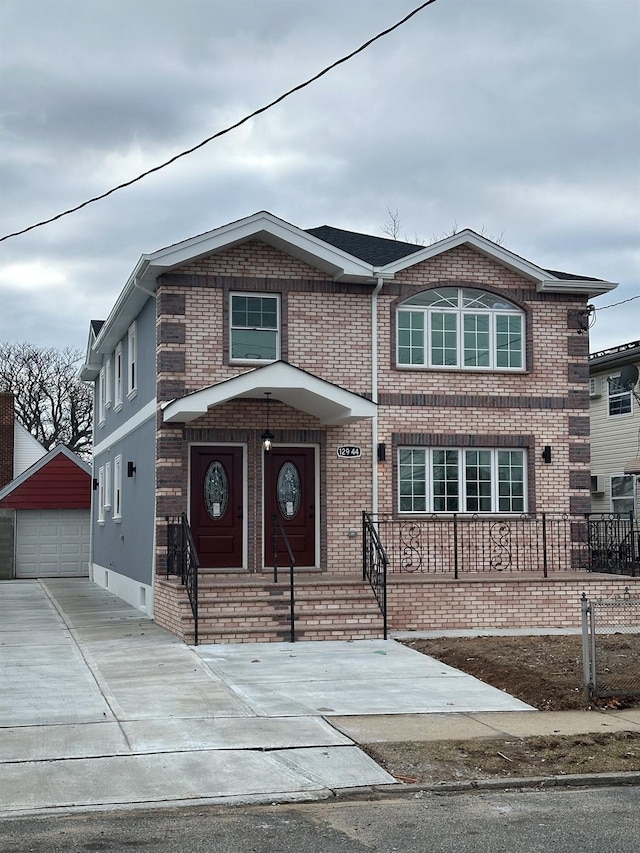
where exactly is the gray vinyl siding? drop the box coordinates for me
[94,296,157,443]
[92,414,156,585]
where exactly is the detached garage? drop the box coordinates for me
[0,446,91,578]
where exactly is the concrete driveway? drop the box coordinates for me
[0,578,531,816]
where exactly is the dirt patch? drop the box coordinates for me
[399,634,640,711]
[363,634,640,783]
[364,731,640,784]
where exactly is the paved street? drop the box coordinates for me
[1,787,639,852]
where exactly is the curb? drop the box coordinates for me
[331,771,640,800]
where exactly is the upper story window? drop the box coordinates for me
[608,375,632,417]
[114,342,123,410]
[398,447,526,514]
[230,293,280,362]
[104,358,112,409]
[98,367,106,426]
[397,287,524,371]
[127,322,137,399]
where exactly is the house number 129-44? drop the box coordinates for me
[336,446,362,458]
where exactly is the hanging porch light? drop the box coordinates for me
[261,392,274,454]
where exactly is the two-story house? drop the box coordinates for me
[82,211,636,643]
[589,340,640,516]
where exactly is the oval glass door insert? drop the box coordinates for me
[204,461,228,519]
[277,461,301,519]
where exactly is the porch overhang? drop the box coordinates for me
[162,361,377,426]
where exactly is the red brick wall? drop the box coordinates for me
[0,393,14,490]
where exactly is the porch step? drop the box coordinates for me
[161,573,385,644]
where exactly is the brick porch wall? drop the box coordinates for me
[387,574,640,633]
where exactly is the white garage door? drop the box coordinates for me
[15,509,90,578]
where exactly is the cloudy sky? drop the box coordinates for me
[1,0,638,358]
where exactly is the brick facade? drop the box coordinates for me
[153,236,592,586]
[0,392,14,490]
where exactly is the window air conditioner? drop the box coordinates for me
[590,475,605,495]
[589,377,601,398]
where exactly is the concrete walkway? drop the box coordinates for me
[1,578,638,816]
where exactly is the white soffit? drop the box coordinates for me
[163,362,377,426]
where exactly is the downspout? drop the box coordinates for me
[371,276,384,515]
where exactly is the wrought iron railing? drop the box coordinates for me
[585,513,639,577]
[166,513,200,645]
[363,511,388,639]
[364,513,639,577]
[272,513,296,643]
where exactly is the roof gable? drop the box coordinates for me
[376,229,617,296]
[0,445,91,509]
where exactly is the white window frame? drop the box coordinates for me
[397,287,525,372]
[97,466,105,524]
[398,447,527,514]
[105,358,112,408]
[98,368,106,426]
[610,473,636,516]
[607,375,633,418]
[229,292,280,363]
[127,323,138,399]
[104,460,112,510]
[114,342,123,410]
[113,455,123,521]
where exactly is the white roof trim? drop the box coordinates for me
[379,229,617,296]
[163,361,377,426]
[85,212,379,364]
[142,211,375,280]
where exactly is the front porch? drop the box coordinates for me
[154,512,640,645]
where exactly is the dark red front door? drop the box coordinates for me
[190,446,243,569]
[264,447,316,568]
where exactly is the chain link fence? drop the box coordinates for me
[581,590,640,700]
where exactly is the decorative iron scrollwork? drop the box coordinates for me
[489,520,512,571]
[399,522,423,572]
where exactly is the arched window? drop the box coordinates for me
[397,287,524,370]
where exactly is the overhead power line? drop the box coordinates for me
[0,0,438,244]
[594,293,640,311]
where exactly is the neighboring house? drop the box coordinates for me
[0,392,91,579]
[81,211,635,643]
[589,339,640,516]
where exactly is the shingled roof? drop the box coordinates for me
[305,225,423,266]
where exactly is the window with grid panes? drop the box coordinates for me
[397,287,524,371]
[398,447,526,514]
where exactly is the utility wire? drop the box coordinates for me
[593,293,640,311]
[0,0,438,244]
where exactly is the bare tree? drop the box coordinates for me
[383,208,504,247]
[380,207,427,246]
[381,206,403,240]
[0,342,92,458]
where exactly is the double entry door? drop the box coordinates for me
[190,445,316,570]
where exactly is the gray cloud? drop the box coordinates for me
[0,0,638,354]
